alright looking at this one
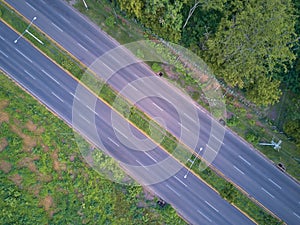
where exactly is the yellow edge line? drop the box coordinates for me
[2,2,283,223]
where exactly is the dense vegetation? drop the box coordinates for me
[116,0,299,140]
[0,74,186,224]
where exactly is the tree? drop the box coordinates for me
[205,0,297,106]
[117,0,186,42]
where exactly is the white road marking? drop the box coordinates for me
[41,0,46,4]
[233,165,245,175]
[51,22,63,32]
[152,102,163,111]
[268,178,282,189]
[86,105,100,117]
[0,35,5,40]
[261,187,275,199]
[178,122,190,132]
[205,201,219,212]
[77,42,88,52]
[129,83,138,91]
[108,137,119,147]
[69,91,79,100]
[42,69,60,85]
[115,128,128,139]
[25,2,37,11]
[212,135,224,145]
[102,62,113,72]
[79,113,90,124]
[174,175,187,187]
[293,212,300,220]
[84,34,96,44]
[24,70,36,80]
[166,184,181,197]
[238,155,251,166]
[206,144,217,154]
[144,151,157,163]
[60,15,70,24]
[51,92,64,103]
[197,210,212,223]
[15,48,32,63]
[184,112,197,123]
[136,160,149,171]
[0,50,8,58]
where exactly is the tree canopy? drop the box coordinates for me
[117,0,298,106]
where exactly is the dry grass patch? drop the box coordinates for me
[17,156,39,173]
[40,195,56,217]
[51,149,66,172]
[0,138,8,152]
[0,160,12,173]
[25,120,45,135]
[9,173,23,186]
[0,111,9,124]
[10,124,37,151]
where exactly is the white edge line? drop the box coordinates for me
[197,210,212,222]
[108,137,119,147]
[174,175,187,187]
[233,165,245,175]
[166,184,181,197]
[144,151,157,163]
[51,92,64,103]
[238,155,251,166]
[205,200,219,212]
[261,187,275,199]
[24,70,36,80]
[268,178,282,189]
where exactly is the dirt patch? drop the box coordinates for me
[0,111,9,124]
[0,160,12,173]
[10,124,36,151]
[25,120,45,135]
[28,184,42,197]
[0,100,9,110]
[17,157,38,173]
[51,149,66,172]
[40,195,55,216]
[0,138,8,152]
[25,120,37,132]
[9,174,22,186]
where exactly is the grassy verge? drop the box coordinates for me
[0,73,186,224]
[0,2,283,224]
[73,0,300,181]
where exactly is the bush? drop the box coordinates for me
[105,16,115,27]
[151,63,162,73]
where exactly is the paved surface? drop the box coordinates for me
[0,21,255,225]
[3,0,300,224]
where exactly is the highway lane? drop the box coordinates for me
[4,1,300,224]
[0,21,254,225]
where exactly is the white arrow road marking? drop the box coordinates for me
[51,92,64,103]
[268,178,282,189]
[174,175,187,187]
[197,210,212,223]
[238,155,251,166]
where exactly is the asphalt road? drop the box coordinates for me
[0,21,256,225]
[3,0,300,224]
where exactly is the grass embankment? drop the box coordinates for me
[0,73,186,224]
[0,2,282,224]
[73,0,300,181]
